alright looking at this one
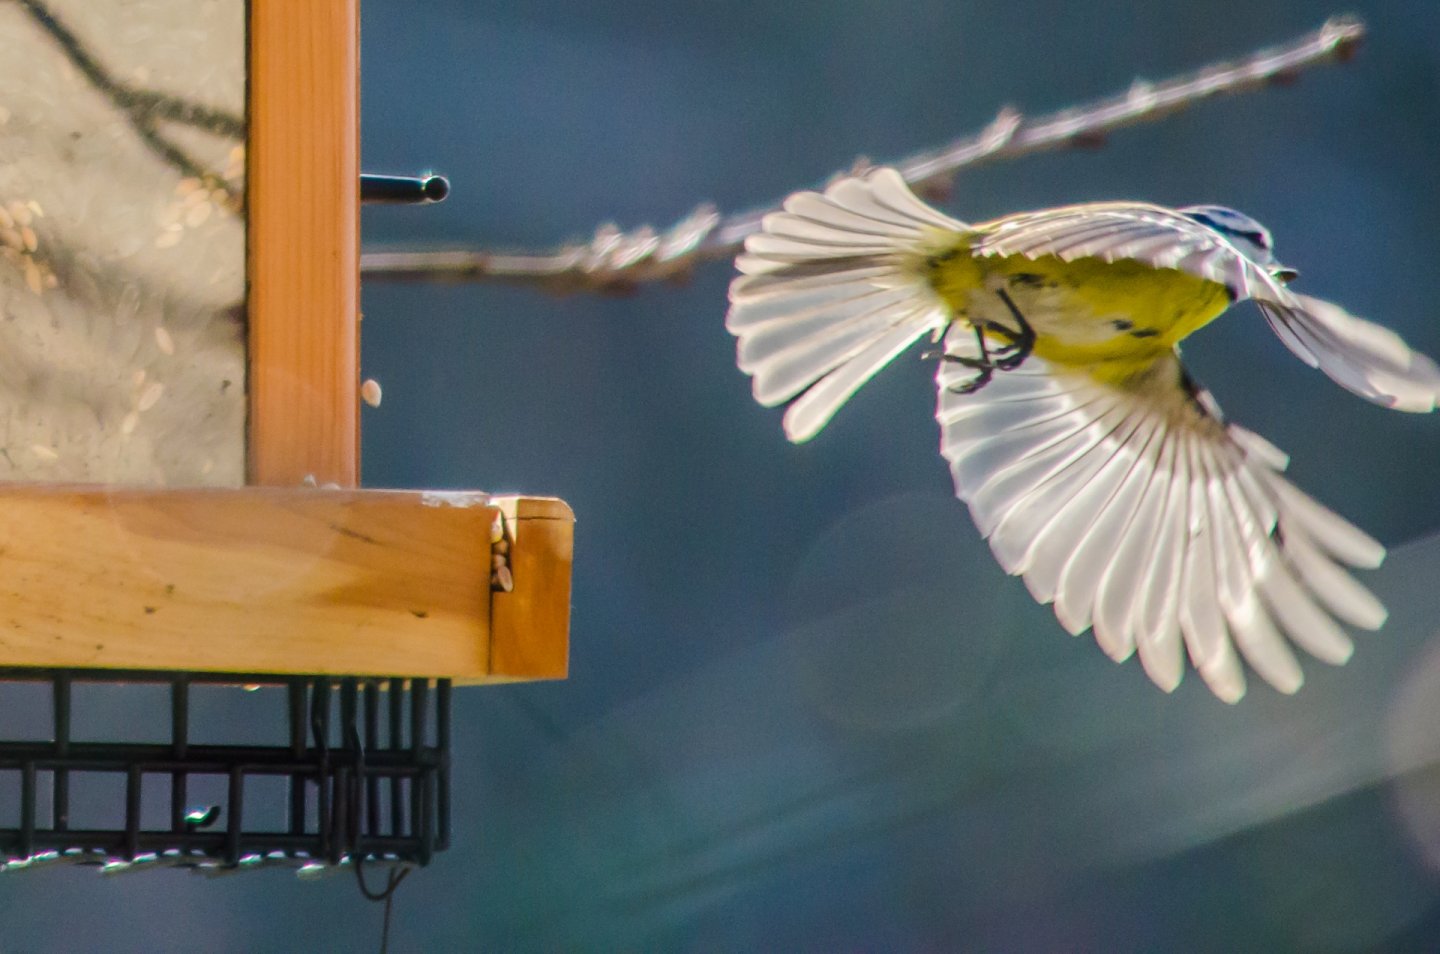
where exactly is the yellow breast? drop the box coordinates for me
[920,236,1233,384]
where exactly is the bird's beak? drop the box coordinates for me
[1271,265,1300,284]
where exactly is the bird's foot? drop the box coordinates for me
[938,352,995,394]
[951,368,993,394]
[986,290,1038,370]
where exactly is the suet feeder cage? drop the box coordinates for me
[0,1,571,874]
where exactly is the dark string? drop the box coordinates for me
[347,695,412,954]
[356,856,412,954]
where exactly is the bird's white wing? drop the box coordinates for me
[935,325,1386,702]
[970,202,1284,300]
[1256,293,1440,412]
[973,201,1440,413]
[727,168,963,442]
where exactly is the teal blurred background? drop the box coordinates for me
[9,0,1440,950]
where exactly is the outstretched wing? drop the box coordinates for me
[971,201,1440,413]
[1255,293,1440,412]
[726,168,963,442]
[970,202,1285,300]
[935,326,1386,702]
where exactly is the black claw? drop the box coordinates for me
[994,347,1028,372]
[950,368,993,394]
[937,350,995,395]
[988,337,1020,358]
[977,324,1027,369]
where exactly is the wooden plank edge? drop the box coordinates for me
[483,495,573,684]
[0,487,570,684]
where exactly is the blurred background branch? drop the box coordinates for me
[360,14,1364,293]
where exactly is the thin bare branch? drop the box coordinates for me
[361,15,1366,292]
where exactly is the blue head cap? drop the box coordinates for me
[1180,205,1298,282]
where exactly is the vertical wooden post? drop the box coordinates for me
[247,1,360,487]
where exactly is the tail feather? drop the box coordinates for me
[738,284,927,407]
[727,168,964,442]
[782,309,938,442]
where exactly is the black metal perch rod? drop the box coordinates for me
[361,174,450,205]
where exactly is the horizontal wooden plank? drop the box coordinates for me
[0,487,570,681]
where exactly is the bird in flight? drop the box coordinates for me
[726,167,1440,702]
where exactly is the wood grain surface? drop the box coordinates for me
[247,0,360,487]
[0,487,570,681]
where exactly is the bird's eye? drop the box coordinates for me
[1242,229,1271,251]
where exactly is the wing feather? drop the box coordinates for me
[1263,472,1384,568]
[962,394,1125,539]
[1051,433,1163,639]
[1020,412,1163,604]
[1135,433,1188,682]
[1178,433,1246,701]
[1257,295,1440,412]
[935,337,1385,700]
[971,203,1283,300]
[1089,465,1157,667]
[1255,552,1355,666]
[987,403,1151,576]
[1282,522,1388,630]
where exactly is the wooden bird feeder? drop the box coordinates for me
[0,0,570,873]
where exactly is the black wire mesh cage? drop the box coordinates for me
[0,669,451,875]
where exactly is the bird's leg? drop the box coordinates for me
[937,324,995,395]
[981,289,1037,370]
[931,294,1034,394]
